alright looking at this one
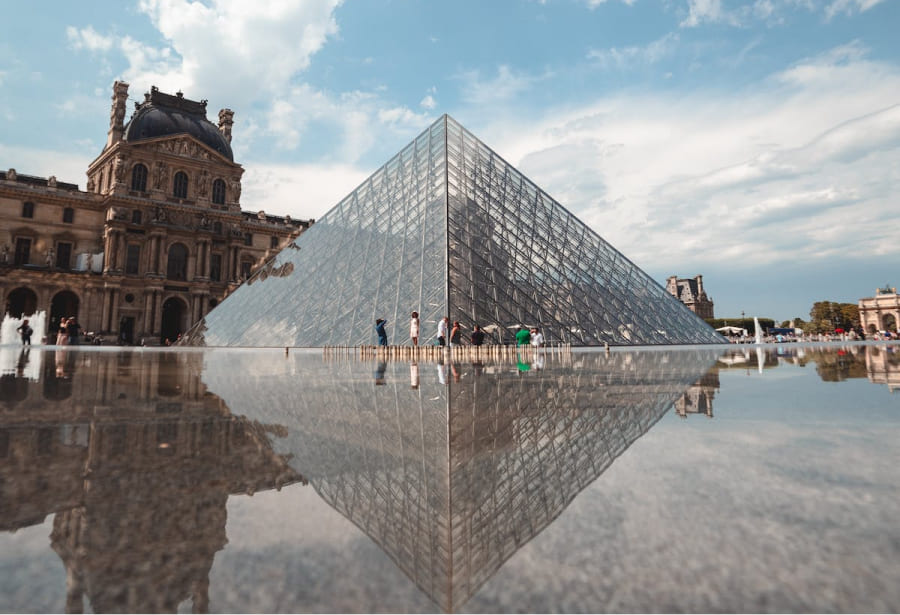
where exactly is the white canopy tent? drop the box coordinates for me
[716,326,748,336]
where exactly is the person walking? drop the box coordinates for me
[470,324,485,346]
[16,319,33,345]
[410,311,420,346]
[515,326,531,347]
[375,319,388,346]
[437,316,449,347]
[450,321,462,348]
[67,317,82,345]
[530,327,544,348]
[56,318,69,346]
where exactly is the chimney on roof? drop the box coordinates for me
[218,108,234,144]
[107,80,129,149]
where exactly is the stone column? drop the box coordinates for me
[101,289,111,332]
[153,292,163,336]
[159,240,169,279]
[116,232,127,271]
[109,289,120,333]
[143,292,154,339]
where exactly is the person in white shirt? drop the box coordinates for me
[437,316,449,347]
[531,327,544,348]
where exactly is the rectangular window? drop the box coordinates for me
[62,207,74,223]
[22,202,34,218]
[56,242,72,270]
[132,210,142,224]
[243,233,253,246]
[125,244,141,275]
[241,261,251,279]
[14,237,31,266]
[210,253,222,282]
[270,235,279,249]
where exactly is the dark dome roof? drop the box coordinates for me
[123,87,233,161]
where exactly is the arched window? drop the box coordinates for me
[131,163,148,192]
[173,171,188,198]
[166,243,188,280]
[212,178,226,205]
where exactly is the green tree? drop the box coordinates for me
[809,301,858,333]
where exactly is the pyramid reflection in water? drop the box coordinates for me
[203,348,719,610]
[186,116,723,347]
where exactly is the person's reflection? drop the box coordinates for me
[55,348,69,379]
[374,361,387,386]
[436,359,448,385]
[471,361,484,378]
[16,347,30,378]
[516,352,531,373]
[450,362,460,383]
[533,352,545,370]
[410,362,419,389]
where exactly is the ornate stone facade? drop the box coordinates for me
[858,285,899,335]
[666,274,714,319]
[1,82,312,344]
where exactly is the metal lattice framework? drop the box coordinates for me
[202,349,720,610]
[186,116,724,347]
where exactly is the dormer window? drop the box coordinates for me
[173,171,188,198]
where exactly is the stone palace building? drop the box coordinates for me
[666,274,714,319]
[1,82,311,344]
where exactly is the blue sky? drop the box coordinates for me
[1,0,898,321]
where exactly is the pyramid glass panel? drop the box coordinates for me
[185,116,723,347]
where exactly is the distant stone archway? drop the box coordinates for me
[50,290,80,334]
[5,287,38,318]
[160,297,188,344]
[883,314,897,333]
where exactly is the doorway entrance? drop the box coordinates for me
[119,316,136,345]
[50,291,80,335]
[160,297,187,344]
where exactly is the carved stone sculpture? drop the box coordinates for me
[154,162,168,189]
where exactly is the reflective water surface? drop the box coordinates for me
[1,343,898,613]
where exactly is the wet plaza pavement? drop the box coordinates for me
[1,343,898,612]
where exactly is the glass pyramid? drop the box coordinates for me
[185,115,723,347]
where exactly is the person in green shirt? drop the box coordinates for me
[515,326,531,347]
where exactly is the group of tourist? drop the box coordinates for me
[374,312,546,348]
[54,317,82,345]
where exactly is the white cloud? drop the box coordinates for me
[824,0,886,20]
[456,65,548,106]
[587,33,679,69]
[585,0,637,6]
[240,161,369,221]
[420,94,437,110]
[66,25,114,52]
[0,144,92,186]
[485,45,900,271]
[681,0,724,27]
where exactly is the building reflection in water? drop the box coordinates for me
[712,343,900,391]
[3,344,893,612]
[0,349,305,614]
[200,347,721,611]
